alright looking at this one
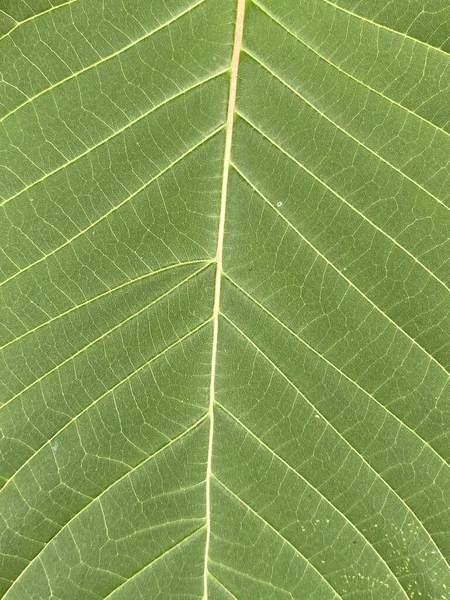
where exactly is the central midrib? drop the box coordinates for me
[203,0,247,597]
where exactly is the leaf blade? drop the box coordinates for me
[1,0,449,598]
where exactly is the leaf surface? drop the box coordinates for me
[1,0,449,598]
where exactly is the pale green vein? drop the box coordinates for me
[1,69,226,208]
[251,0,450,140]
[0,77,27,103]
[1,318,211,490]
[10,482,62,530]
[0,9,14,22]
[221,290,449,474]
[243,49,450,214]
[209,561,307,599]
[231,162,450,376]
[1,259,212,351]
[103,526,206,599]
[0,164,27,189]
[1,126,222,287]
[2,417,208,599]
[209,573,240,600]
[219,312,449,568]
[1,263,212,408]
[216,401,441,590]
[2,528,41,549]
[213,476,345,600]
[0,0,79,42]
[0,0,207,124]
[321,0,450,57]
[113,513,205,539]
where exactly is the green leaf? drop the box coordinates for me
[1,0,449,598]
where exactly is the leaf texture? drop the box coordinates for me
[1,0,449,598]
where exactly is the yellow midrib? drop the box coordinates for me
[203,0,247,597]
